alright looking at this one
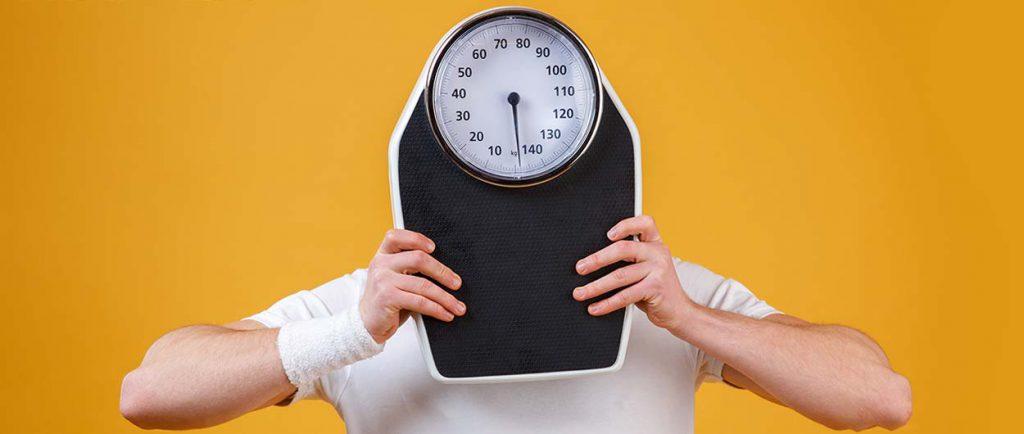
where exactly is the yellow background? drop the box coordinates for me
[1,1,1020,432]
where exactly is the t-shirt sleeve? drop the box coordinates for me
[245,269,368,404]
[672,259,780,385]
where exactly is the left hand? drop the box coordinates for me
[573,215,695,332]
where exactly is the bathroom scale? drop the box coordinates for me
[388,7,641,383]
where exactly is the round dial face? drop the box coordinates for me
[429,13,600,186]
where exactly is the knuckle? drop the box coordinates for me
[611,267,629,282]
[614,292,629,305]
[447,297,461,310]
[646,283,662,297]
[646,286,664,303]
[379,288,397,305]
[647,270,663,285]
[434,306,449,318]
[620,241,638,259]
[384,229,398,242]
[417,278,434,294]
[630,287,649,303]
[641,215,655,226]
[413,250,430,266]
[382,270,400,285]
[372,253,393,268]
[415,297,430,311]
[653,244,670,257]
[606,294,625,309]
[658,254,674,269]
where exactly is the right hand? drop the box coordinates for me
[359,229,465,344]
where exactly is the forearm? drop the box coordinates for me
[674,305,912,430]
[120,324,293,429]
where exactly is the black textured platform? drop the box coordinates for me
[396,91,635,378]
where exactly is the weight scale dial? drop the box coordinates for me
[427,10,602,186]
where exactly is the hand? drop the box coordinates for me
[573,215,695,333]
[360,229,465,344]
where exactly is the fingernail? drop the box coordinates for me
[606,229,616,239]
[447,312,455,321]
[576,260,586,273]
[588,303,600,315]
[573,287,584,300]
[457,302,466,315]
[454,275,462,288]
[428,241,436,252]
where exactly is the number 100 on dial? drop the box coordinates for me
[427,11,602,186]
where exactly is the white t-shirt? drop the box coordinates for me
[247,259,778,434]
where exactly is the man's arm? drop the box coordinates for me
[119,321,294,429]
[120,229,465,430]
[686,310,912,430]
[574,215,912,431]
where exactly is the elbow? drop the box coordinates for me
[119,370,159,430]
[855,372,911,431]
[821,372,913,431]
[875,373,913,430]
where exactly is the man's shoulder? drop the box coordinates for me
[316,268,369,291]
[672,258,728,307]
[672,258,726,287]
[307,268,369,313]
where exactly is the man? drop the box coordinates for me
[120,215,912,433]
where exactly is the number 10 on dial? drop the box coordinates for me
[427,10,602,187]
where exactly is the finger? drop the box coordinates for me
[393,273,466,316]
[588,284,647,316]
[573,263,650,301]
[606,215,661,242]
[379,229,435,254]
[576,240,651,275]
[383,250,461,290]
[391,289,455,322]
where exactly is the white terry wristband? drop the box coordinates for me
[277,305,384,386]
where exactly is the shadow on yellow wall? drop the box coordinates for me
[1,1,1020,433]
